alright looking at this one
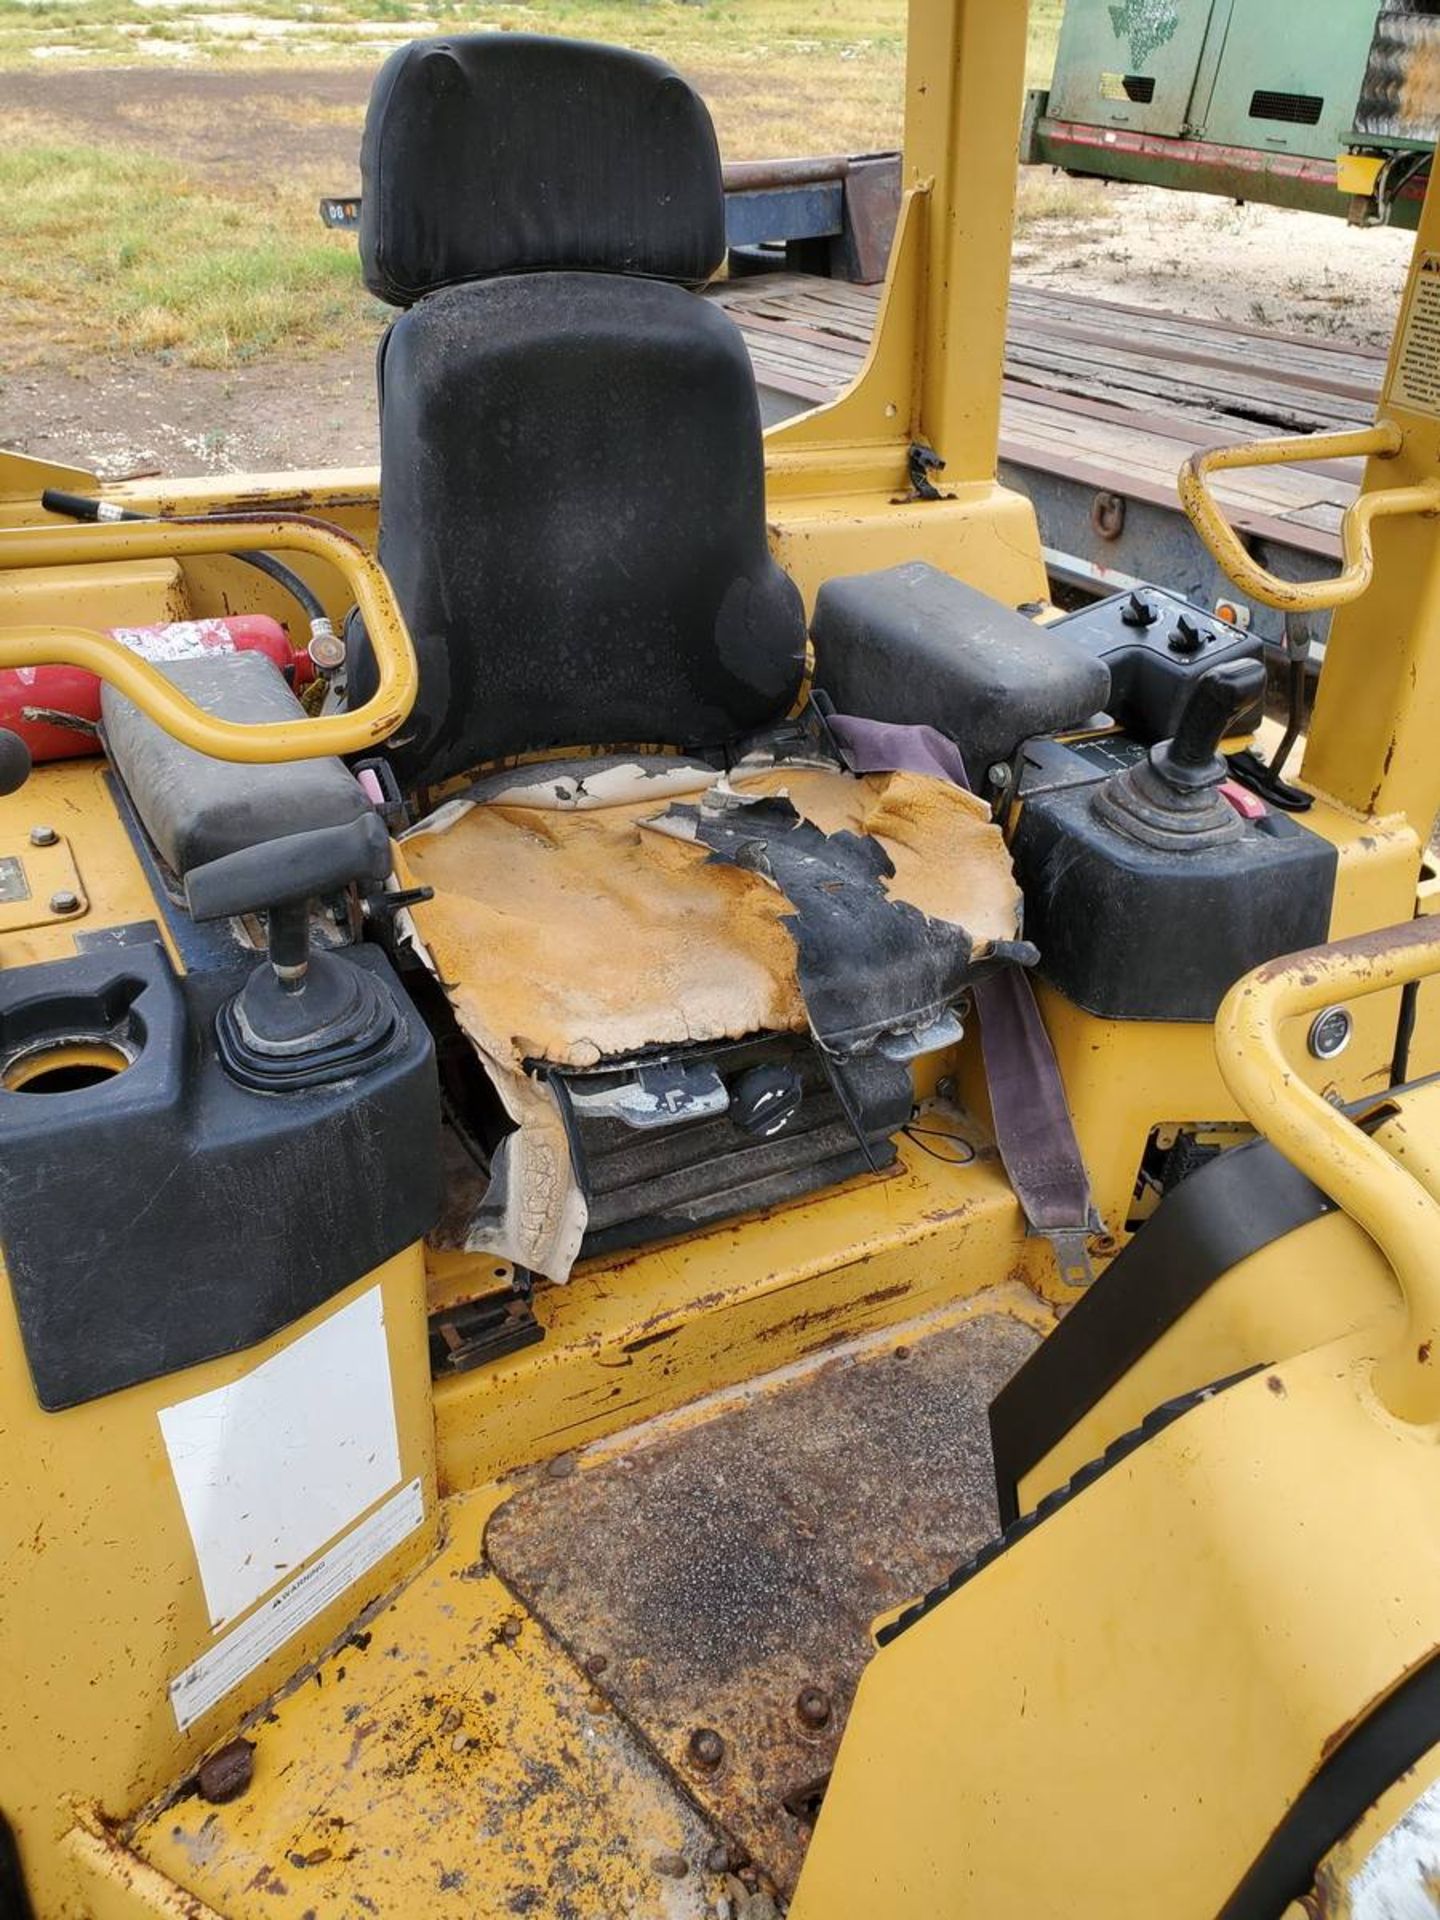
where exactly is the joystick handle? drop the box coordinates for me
[1155,660,1267,792]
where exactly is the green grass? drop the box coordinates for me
[0,3,1070,367]
[0,0,1062,94]
[0,143,379,367]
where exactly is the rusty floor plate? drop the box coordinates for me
[486,1307,1041,1895]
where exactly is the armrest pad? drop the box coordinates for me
[812,562,1110,779]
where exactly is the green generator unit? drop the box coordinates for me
[1024,0,1440,228]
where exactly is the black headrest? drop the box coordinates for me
[359,34,727,306]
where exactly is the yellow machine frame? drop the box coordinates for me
[4,2,1440,1915]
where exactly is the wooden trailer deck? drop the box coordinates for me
[711,272,1386,641]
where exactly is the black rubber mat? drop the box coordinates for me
[487,1308,1040,1893]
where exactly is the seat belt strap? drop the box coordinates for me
[823,709,1098,1284]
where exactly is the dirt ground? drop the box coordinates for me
[0,63,1418,481]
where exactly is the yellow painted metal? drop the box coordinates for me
[762,0,1049,613]
[0,758,182,973]
[1337,151,1387,198]
[0,448,103,503]
[13,0,1440,1911]
[431,1118,1040,1493]
[0,1255,438,1919]
[1217,917,1440,1424]
[0,516,417,762]
[0,826,89,935]
[0,557,187,630]
[1024,798,1420,1237]
[128,1289,1053,1920]
[790,1331,1440,1920]
[1304,163,1440,827]
[126,1484,727,1918]
[1178,421,1440,612]
[1021,1206,1401,1513]
[1019,1081,1440,1511]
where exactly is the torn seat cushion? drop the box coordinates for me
[398,762,1023,1076]
[101,652,373,881]
[397,756,1023,1281]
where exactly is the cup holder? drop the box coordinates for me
[3,1042,133,1094]
[0,977,146,1098]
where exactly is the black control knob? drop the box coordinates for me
[1121,591,1158,630]
[1168,616,1204,657]
[0,729,32,797]
[1155,659,1268,793]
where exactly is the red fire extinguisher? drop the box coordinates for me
[0,616,312,763]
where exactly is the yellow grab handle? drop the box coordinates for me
[0,513,418,764]
[1216,918,1440,1428]
[1178,421,1440,614]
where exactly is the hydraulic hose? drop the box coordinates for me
[39,489,339,660]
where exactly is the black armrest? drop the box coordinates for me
[811,562,1111,780]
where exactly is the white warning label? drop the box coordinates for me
[1390,253,1440,419]
[168,1477,424,1731]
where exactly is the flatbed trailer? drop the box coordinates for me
[1025,0,1440,230]
[712,271,1380,651]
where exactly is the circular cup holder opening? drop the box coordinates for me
[3,1040,133,1094]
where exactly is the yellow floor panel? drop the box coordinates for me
[132,1488,724,1920]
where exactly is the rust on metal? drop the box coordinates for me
[794,1687,832,1732]
[194,1740,254,1807]
[486,1309,1040,1894]
[688,1727,727,1774]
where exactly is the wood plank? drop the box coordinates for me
[713,273,1378,556]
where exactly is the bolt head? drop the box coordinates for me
[986,763,1010,792]
[196,1738,254,1805]
[795,1686,832,1731]
[48,890,80,916]
[28,825,57,848]
[686,1726,725,1773]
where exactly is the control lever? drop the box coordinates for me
[1153,659,1267,792]
[184,814,401,1089]
[1093,659,1267,851]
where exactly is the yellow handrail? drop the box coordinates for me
[1178,421,1440,614]
[0,514,418,764]
[1216,919,1440,1427]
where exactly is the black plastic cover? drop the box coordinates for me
[102,653,373,880]
[354,273,807,789]
[1045,587,1265,746]
[988,1136,1333,1524]
[359,35,726,306]
[1011,778,1338,1021]
[810,562,1112,780]
[0,941,439,1410]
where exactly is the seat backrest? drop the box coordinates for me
[353,35,808,792]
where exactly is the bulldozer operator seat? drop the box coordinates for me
[349,33,809,790]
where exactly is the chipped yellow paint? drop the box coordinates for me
[131,1486,728,1920]
[0,757,182,973]
[1179,422,1440,614]
[431,1120,1042,1494]
[793,1330,1440,1920]
[1,1256,438,1920]
[10,3,1440,1914]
